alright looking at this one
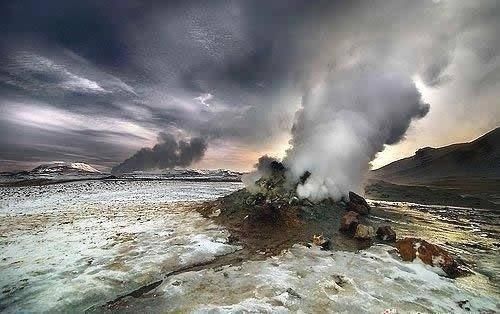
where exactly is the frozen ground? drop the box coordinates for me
[0,180,499,313]
[0,180,242,214]
[0,181,242,312]
[106,244,498,313]
[367,200,500,292]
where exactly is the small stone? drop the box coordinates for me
[209,208,221,217]
[376,225,396,242]
[286,288,301,299]
[227,234,239,244]
[457,300,470,311]
[289,196,299,205]
[354,224,375,240]
[332,274,348,287]
[303,199,315,207]
[312,234,331,250]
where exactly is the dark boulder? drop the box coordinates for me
[376,225,396,242]
[347,191,371,215]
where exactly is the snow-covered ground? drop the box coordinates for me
[113,244,498,313]
[0,181,498,313]
[0,180,242,214]
[0,181,242,312]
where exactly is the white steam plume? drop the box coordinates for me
[284,63,429,201]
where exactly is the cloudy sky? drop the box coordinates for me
[1,0,499,171]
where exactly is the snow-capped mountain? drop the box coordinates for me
[31,162,101,174]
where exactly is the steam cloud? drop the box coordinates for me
[111,132,207,174]
[244,62,430,201]
[284,63,429,201]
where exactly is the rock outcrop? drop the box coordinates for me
[396,237,468,278]
[198,161,382,254]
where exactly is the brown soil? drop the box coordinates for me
[194,189,374,256]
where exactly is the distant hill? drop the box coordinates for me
[31,161,102,174]
[0,165,243,187]
[371,127,500,184]
[118,168,243,182]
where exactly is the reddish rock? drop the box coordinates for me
[396,237,467,278]
[340,211,359,233]
[376,226,396,242]
[347,191,370,215]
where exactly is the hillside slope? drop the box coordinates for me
[372,127,500,184]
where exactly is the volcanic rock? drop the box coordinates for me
[347,191,371,215]
[396,237,467,278]
[354,224,375,240]
[339,211,360,233]
[376,226,396,242]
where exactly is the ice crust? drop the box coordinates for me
[130,245,498,313]
[0,181,242,312]
[0,181,498,313]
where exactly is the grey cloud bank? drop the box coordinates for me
[0,0,498,172]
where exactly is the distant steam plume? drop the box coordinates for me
[112,132,207,174]
[284,63,429,201]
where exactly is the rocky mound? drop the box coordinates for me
[196,160,469,278]
[196,161,374,255]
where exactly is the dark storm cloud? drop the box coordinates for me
[0,0,129,66]
[111,132,207,174]
[0,0,499,171]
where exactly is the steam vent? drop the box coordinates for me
[198,161,373,253]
